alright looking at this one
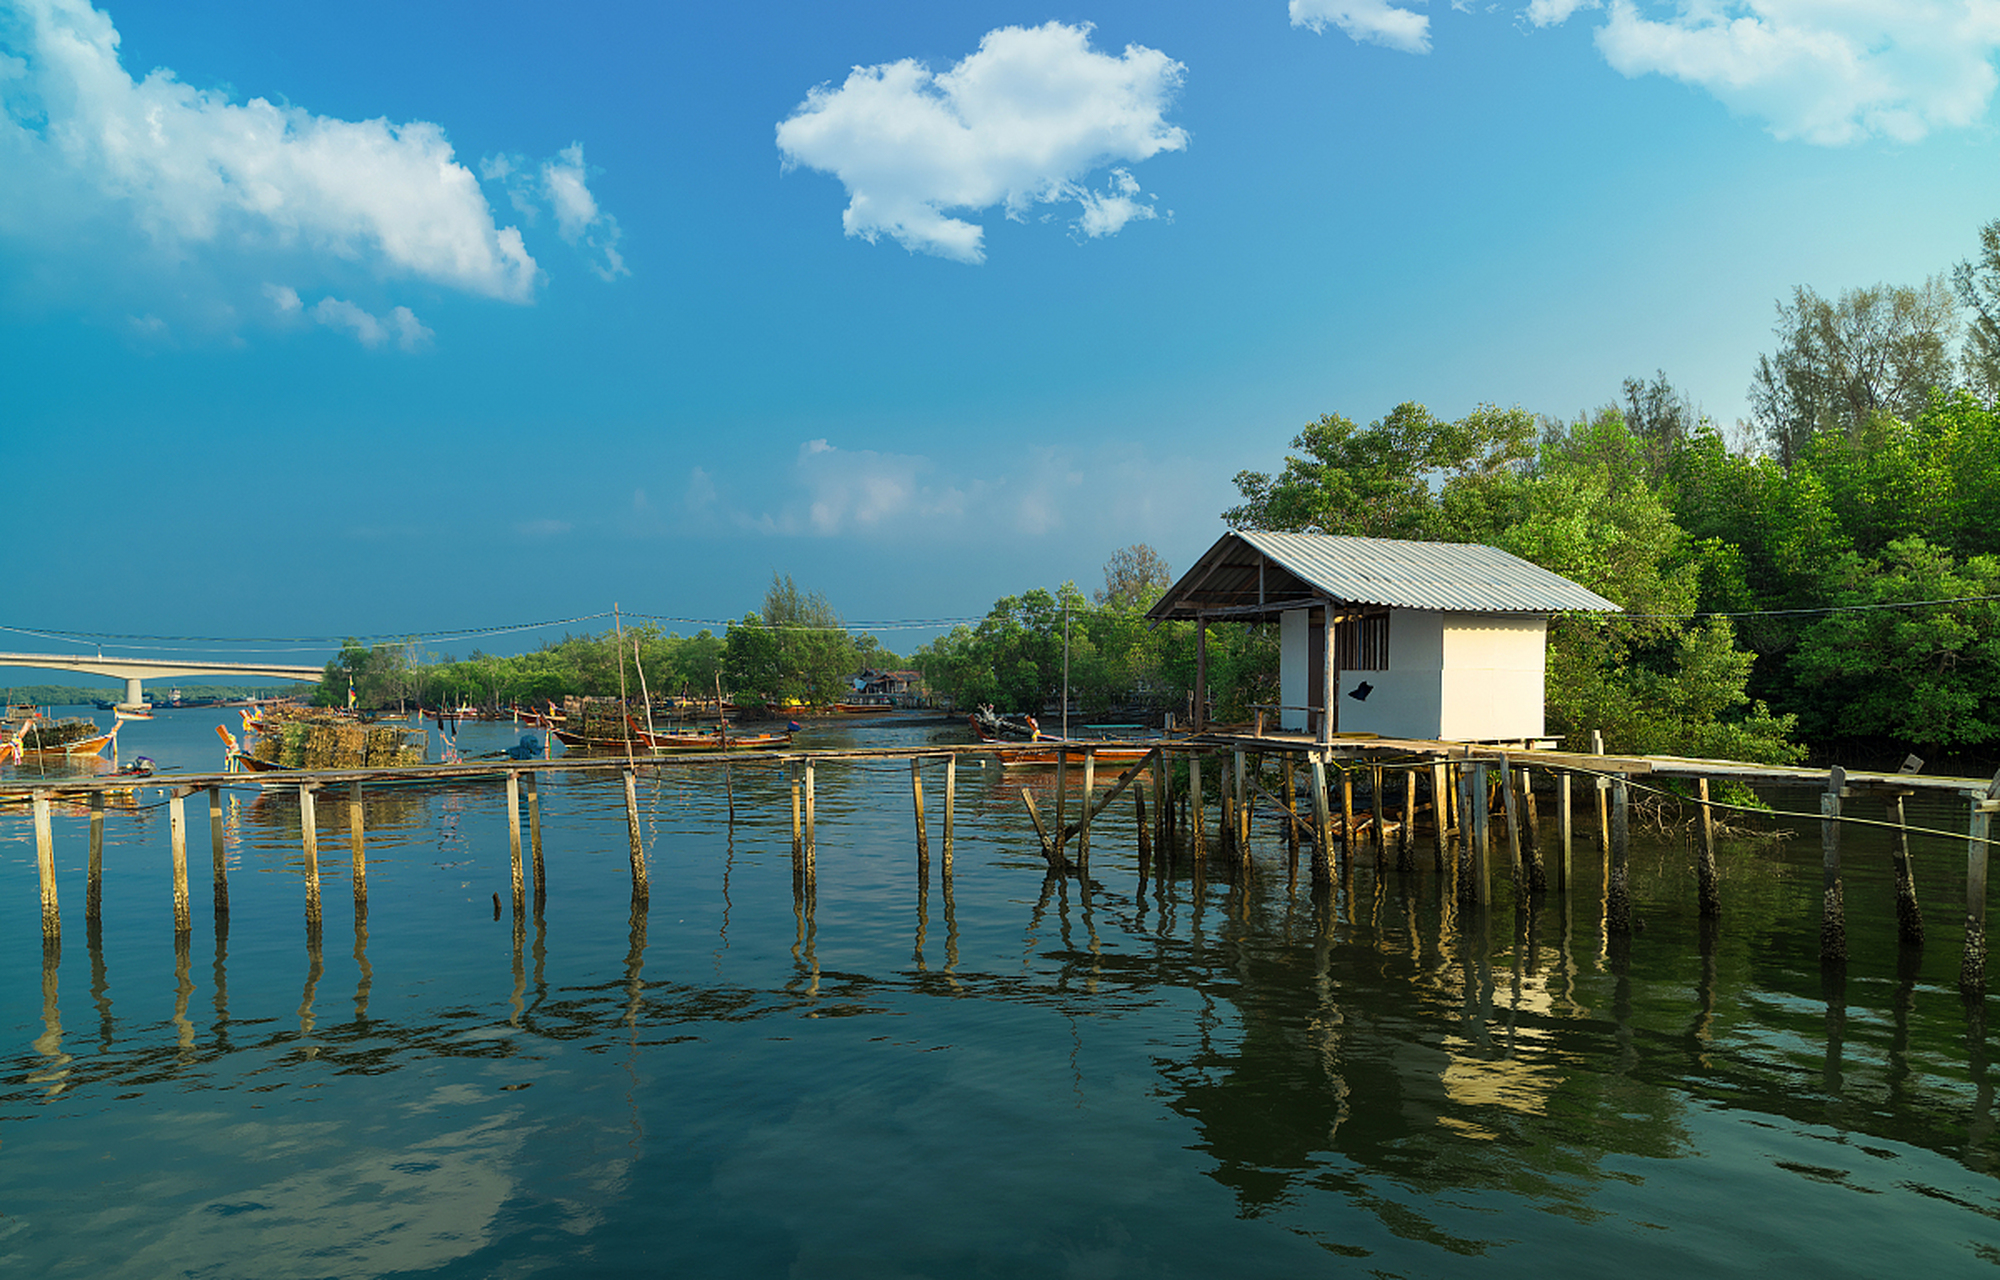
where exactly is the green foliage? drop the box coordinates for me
[722,575,861,705]
[1227,401,1801,763]
[1787,538,2000,748]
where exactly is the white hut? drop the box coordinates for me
[1145,530,1621,743]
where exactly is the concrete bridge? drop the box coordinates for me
[0,652,323,710]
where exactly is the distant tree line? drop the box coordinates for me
[317,574,905,712]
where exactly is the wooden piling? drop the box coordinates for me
[1340,766,1356,870]
[88,790,105,921]
[343,780,366,911]
[944,754,956,867]
[1961,770,2000,993]
[169,790,191,934]
[506,771,525,912]
[1235,751,1249,854]
[1495,761,1521,888]
[1695,777,1721,919]
[1136,786,1150,868]
[1077,750,1095,872]
[1889,791,1923,944]
[1820,766,1847,965]
[299,784,322,927]
[791,763,803,857]
[1591,730,1611,858]
[1284,761,1299,874]
[526,771,544,898]
[1021,788,1059,871]
[1308,756,1333,887]
[804,760,817,873]
[1398,766,1417,873]
[1190,755,1205,862]
[34,791,57,941]
[911,757,930,864]
[1054,752,1069,857]
[1470,762,1491,906]
[1431,762,1449,873]
[1370,763,1386,863]
[1556,771,1573,890]
[623,769,649,900]
[1606,776,1632,934]
[1520,766,1545,893]
[209,786,229,918]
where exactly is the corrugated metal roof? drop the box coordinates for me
[1233,530,1621,613]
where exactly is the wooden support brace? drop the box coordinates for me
[1889,791,1923,945]
[1696,777,1720,919]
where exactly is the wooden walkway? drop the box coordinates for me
[8,732,2000,994]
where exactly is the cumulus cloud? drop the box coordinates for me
[775,21,1187,263]
[266,284,431,351]
[1291,0,1433,54]
[0,0,626,340]
[1550,0,2000,144]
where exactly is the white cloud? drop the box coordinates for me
[0,0,538,299]
[1291,0,1433,54]
[481,141,628,280]
[1524,0,1597,25]
[308,296,433,351]
[1074,168,1160,238]
[776,21,1187,263]
[1578,0,2000,144]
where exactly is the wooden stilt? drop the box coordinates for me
[1591,730,1610,859]
[1519,766,1545,892]
[1496,761,1522,889]
[912,757,930,864]
[1077,750,1095,872]
[209,786,229,918]
[804,760,817,874]
[1431,762,1449,874]
[1190,755,1205,862]
[1889,791,1923,944]
[624,769,649,901]
[944,754,956,868]
[1136,786,1150,869]
[1606,776,1631,934]
[1370,763,1386,863]
[791,763,804,856]
[34,791,58,941]
[1054,752,1070,857]
[1398,766,1417,873]
[1961,769,2000,993]
[88,790,105,921]
[170,790,191,933]
[1696,777,1721,919]
[1556,771,1573,891]
[299,784,321,927]
[1309,756,1333,888]
[1820,766,1847,965]
[1234,751,1248,855]
[526,771,544,898]
[1021,788,1060,871]
[1154,752,1168,859]
[1285,761,1299,875]
[1340,765,1356,870]
[506,771,525,912]
[1471,762,1491,906]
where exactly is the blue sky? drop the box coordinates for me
[6,0,2000,673]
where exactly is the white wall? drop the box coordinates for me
[1438,615,1547,740]
[1276,607,1547,740]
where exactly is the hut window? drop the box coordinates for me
[1336,613,1389,671]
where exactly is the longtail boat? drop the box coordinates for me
[18,715,121,759]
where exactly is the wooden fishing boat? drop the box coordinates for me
[995,740,1158,768]
[19,716,121,758]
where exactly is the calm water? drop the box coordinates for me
[4,707,2000,1277]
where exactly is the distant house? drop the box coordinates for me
[1145,530,1620,743]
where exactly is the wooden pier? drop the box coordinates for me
[8,732,2000,995]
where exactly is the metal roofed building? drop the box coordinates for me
[1145,530,1621,744]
